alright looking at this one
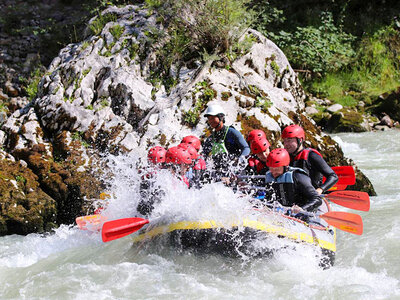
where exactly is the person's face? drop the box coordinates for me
[256,148,270,162]
[180,164,190,175]
[207,115,221,129]
[283,138,299,154]
[269,166,284,178]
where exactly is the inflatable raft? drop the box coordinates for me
[132,200,336,267]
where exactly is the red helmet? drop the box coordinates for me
[178,143,198,160]
[250,137,270,154]
[181,135,201,151]
[147,146,167,164]
[266,148,290,167]
[281,125,305,139]
[247,129,266,143]
[166,146,192,165]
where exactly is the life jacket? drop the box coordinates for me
[292,148,323,188]
[264,167,308,207]
[211,126,229,155]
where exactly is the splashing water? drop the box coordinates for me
[1,131,400,299]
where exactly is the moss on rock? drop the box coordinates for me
[326,109,366,133]
[0,159,56,235]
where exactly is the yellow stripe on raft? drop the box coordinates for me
[132,219,336,252]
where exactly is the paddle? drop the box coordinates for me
[102,217,149,242]
[317,211,363,235]
[332,166,356,185]
[263,204,364,235]
[325,190,370,211]
[76,215,107,231]
[325,166,356,191]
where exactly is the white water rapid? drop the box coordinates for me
[0,130,399,299]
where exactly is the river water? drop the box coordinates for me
[0,130,399,299]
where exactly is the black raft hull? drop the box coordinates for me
[132,203,336,267]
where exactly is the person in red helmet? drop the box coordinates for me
[261,148,322,214]
[181,135,206,170]
[177,143,204,188]
[247,137,270,175]
[165,146,193,187]
[137,146,193,216]
[247,129,267,144]
[138,146,169,216]
[282,124,338,195]
[180,136,207,188]
[147,146,167,165]
[181,135,201,151]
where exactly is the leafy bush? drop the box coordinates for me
[270,12,356,75]
[308,23,400,106]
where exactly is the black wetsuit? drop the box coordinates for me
[291,148,338,192]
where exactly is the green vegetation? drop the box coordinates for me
[71,132,90,148]
[144,0,254,91]
[183,81,216,127]
[109,24,125,40]
[89,13,117,35]
[0,101,8,113]
[248,85,273,112]
[250,0,400,109]
[270,12,356,75]
[307,24,400,107]
[19,67,45,101]
[15,175,27,184]
[100,97,109,108]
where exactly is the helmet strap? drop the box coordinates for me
[292,138,304,156]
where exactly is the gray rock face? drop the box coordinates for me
[3,6,308,155]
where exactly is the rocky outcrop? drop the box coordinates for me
[304,89,400,132]
[0,4,376,235]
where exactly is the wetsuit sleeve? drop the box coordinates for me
[228,128,250,157]
[309,152,339,192]
[294,172,322,212]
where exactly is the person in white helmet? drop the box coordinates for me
[202,104,250,181]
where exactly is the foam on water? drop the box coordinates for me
[1,130,400,299]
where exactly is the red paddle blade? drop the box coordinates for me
[76,215,107,231]
[332,166,356,185]
[321,211,363,235]
[326,191,370,211]
[102,218,149,242]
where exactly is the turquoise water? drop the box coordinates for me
[0,130,399,299]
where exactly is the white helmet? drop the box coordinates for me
[204,104,225,117]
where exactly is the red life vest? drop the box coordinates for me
[293,148,322,162]
[292,148,324,187]
[248,157,268,174]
